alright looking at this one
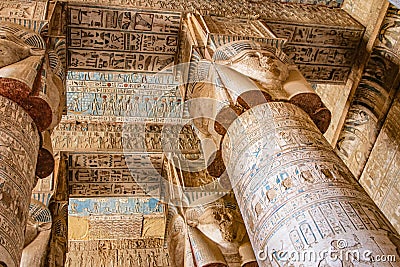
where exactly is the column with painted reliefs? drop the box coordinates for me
[0,21,63,267]
[359,91,400,234]
[335,48,400,179]
[335,3,400,179]
[222,102,400,267]
[0,95,40,267]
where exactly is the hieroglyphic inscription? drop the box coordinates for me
[52,121,200,153]
[360,94,400,233]
[68,238,165,249]
[69,203,166,241]
[66,239,170,267]
[266,22,364,83]
[65,1,349,23]
[0,1,48,36]
[223,102,400,266]
[0,95,40,267]
[69,29,178,53]
[335,6,400,178]
[191,14,363,83]
[0,1,47,20]
[355,5,400,233]
[297,65,352,83]
[69,50,175,72]
[67,4,181,72]
[202,16,273,39]
[89,215,143,239]
[284,46,356,65]
[267,24,363,47]
[68,6,180,32]
[69,200,164,240]
[69,197,164,216]
[68,153,164,198]
[65,71,183,122]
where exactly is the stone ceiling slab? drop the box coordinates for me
[264,21,364,83]
[67,152,165,198]
[67,3,182,72]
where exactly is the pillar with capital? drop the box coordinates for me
[0,22,64,267]
[223,101,400,266]
[189,40,400,266]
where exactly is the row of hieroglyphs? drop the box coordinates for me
[65,71,184,121]
[67,5,181,72]
[67,153,165,197]
[0,1,47,20]
[65,2,363,83]
[52,122,200,152]
[66,239,170,267]
[69,197,164,216]
[67,1,348,20]
[69,197,164,242]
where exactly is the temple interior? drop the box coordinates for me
[0,0,400,266]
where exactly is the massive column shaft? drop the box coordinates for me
[335,48,399,178]
[0,21,65,267]
[222,101,400,266]
[0,95,40,267]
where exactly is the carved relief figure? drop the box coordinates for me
[20,199,52,267]
[167,195,257,267]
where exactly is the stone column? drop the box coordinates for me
[46,154,69,267]
[0,21,64,267]
[335,48,400,178]
[187,38,399,266]
[0,96,40,267]
[222,101,400,266]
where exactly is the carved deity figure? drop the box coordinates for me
[20,199,52,267]
[167,195,257,267]
[0,30,32,68]
[0,21,65,168]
